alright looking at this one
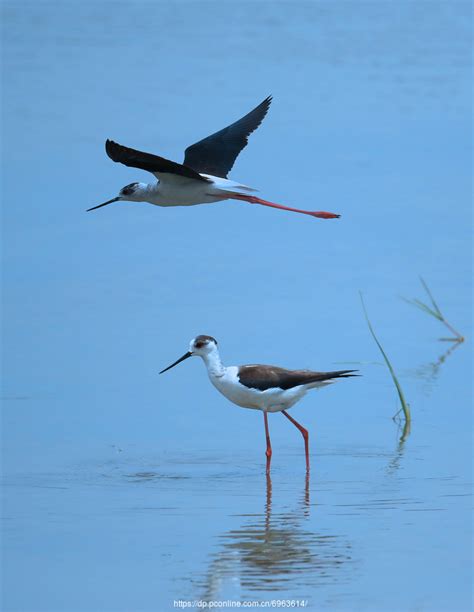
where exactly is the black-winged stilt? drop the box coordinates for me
[159,335,358,473]
[87,97,340,220]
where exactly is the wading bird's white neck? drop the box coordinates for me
[200,347,225,378]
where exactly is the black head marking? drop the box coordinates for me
[194,335,217,349]
[120,182,139,196]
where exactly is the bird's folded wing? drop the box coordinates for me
[105,140,211,182]
[183,96,272,179]
[238,365,358,391]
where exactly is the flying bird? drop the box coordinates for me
[159,335,358,473]
[88,97,340,220]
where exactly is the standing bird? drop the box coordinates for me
[87,96,340,220]
[159,335,358,473]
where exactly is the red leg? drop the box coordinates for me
[263,412,272,474]
[282,410,310,472]
[230,193,340,220]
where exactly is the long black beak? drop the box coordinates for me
[86,197,120,212]
[159,351,193,374]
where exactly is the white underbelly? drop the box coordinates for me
[210,374,260,409]
[151,186,225,207]
[209,370,308,412]
[147,174,256,207]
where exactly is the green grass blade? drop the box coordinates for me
[402,296,442,319]
[419,276,443,317]
[360,293,411,424]
[403,280,463,340]
[411,299,443,320]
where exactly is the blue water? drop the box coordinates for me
[2,2,472,610]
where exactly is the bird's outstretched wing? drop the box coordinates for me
[105,139,211,182]
[183,96,272,179]
[238,365,358,391]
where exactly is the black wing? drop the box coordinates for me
[105,140,211,182]
[183,96,272,179]
[238,365,358,392]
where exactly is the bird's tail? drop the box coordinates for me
[308,369,360,386]
[321,369,359,379]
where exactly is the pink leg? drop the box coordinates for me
[230,193,340,220]
[282,410,310,472]
[263,412,272,475]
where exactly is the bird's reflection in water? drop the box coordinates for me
[198,473,352,601]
